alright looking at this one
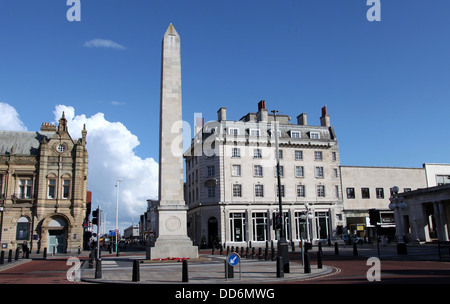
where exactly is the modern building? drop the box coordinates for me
[184,101,343,247]
[0,113,89,253]
[340,166,427,240]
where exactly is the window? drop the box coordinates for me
[436,175,450,185]
[48,179,56,199]
[250,129,260,136]
[335,185,340,198]
[314,151,323,160]
[254,165,263,177]
[295,166,304,178]
[317,185,325,197]
[207,186,216,198]
[253,149,262,159]
[291,131,301,138]
[376,188,384,199]
[16,217,30,241]
[207,165,215,177]
[232,165,241,176]
[19,179,32,199]
[230,213,246,242]
[333,168,339,178]
[361,188,370,199]
[252,213,268,241]
[229,128,239,135]
[232,148,240,158]
[346,187,355,199]
[275,166,284,177]
[62,180,71,199]
[332,152,337,161]
[276,185,285,197]
[310,132,320,139]
[255,184,264,197]
[233,184,242,197]
[315,167,324,178]
[295,150,303,160]
[297,185,306,197]
[278,150,283,159]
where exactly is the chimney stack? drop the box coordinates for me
[297,113,307,125]
[320,106,330,127]
[217,107,227,122]
[257,100,268,122]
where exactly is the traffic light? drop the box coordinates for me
[273,212,282,230]
[92,208,101,226]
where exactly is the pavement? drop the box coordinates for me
[1,241,448,285]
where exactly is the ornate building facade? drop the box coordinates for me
[0,113,89,253]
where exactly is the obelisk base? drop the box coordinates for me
[148,204,198,260]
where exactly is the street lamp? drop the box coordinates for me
[389,186,407,254]
[271,110,289,273]
[115,179,122,256]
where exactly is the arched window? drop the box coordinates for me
[16,217,30,240]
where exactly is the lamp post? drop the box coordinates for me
[389,186,407,254]
[115,179,122,256]
[271,110,289,273]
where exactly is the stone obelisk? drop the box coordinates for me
[149,24,198,259]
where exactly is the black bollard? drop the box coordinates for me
[251,247,255,259]
[211,247,215,255]
[8,249,12,262]
[245,247,249,258]
[240,247,244,258]
[271,245,275,261]
[43,247,47,259]
[264,247,268,261]
[25,248,29,259]
[334,242,339,255]
[15,248,19,260]
[219,245,223,255]
[291,242,295,252]
[304,252,311,273]
[225,260,234,279]
[0,251,4,265]
[353,242,358,256]
[182,259,188,282]
[231,246,235,253]
[317,251,323,269]
[318,242,322,253]
[226,246,230,256]
[276,256,284,278]
[258,247,262,260]
[132,260,140,282]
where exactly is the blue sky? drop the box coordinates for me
[1,0,449,232]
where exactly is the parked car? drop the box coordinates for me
[341,234,363,245]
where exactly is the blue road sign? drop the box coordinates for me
[227,253,240,266]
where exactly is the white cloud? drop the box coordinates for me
[52,105,158,232]
[0,102,28,131]
[83,39,126,50]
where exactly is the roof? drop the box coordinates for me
[0,131,54,155]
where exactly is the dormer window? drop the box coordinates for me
[310,132,320,139]
[290,131,301,138]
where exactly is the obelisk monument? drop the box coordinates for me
[149,24,198,259]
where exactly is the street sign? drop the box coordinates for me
[227,253,240,266]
